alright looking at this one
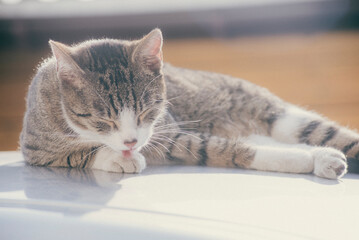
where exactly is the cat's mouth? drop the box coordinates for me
[122,150,133,158]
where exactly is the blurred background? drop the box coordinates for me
[0,0,358,151]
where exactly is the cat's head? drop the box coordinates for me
[49,29,166,157]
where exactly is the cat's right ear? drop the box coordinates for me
[132,29,163,73]
[49,40,85,88]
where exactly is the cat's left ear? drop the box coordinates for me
[133,28,163,72]
[49,40,85,88]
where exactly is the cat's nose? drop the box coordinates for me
[124,139,137,149]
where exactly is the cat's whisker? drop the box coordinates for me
[162,100,173,107]
[154,130,202,141]
[175,142,198,160]
[153,126,177,131]
[146,142,166,160]
[178,132,202,141]
[165,95,182,103]
[151,134,198,160]
[151,135,182,152]
[152,94,172,106]
[152,134,178,144]
[150,135,174,146]
[151,134,182,144]
[154,120,201,130]
[155,127,197,132]
[148,140,167,160]
[149,139,170,152]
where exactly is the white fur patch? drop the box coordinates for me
[246,135,314,173]
[271,105,321,143]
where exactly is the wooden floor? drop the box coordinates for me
[1,31,358,151]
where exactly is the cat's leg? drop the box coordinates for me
[21,143,101,169]
[23,144,146,173]
[246,134,347,179]
[145,131,346,179]
[271,105,359,168]
[145,131,256,169]
[63,147,146,173]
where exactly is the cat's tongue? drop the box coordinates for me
[122,150,132,158]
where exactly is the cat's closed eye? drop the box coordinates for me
[154,98,164,104]
[76,113,92,118]
[137,108,157,125]
[94,121,112,133]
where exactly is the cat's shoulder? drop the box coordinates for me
[35,56,57,75]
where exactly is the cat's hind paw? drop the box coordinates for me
[312,148,347,179]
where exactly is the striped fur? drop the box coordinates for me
[20,29,359,179]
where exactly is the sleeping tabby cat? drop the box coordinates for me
[20,29,359,179]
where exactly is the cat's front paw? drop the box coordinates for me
[123,151,146,173]
[91,148,146,173]
[312,148,347,179]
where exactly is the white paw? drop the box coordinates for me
[126,151,147,173]
[91,148,146,173]
[311,147,347,179]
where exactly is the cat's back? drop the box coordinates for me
[162,63,284,133]
[25,57,60,115]
[28,57,58,97]
[21,57,63,144]
[163,63,261,99]
[163,63,233,90]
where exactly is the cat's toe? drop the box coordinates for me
[132,152,147,173]
[312,148,348,179]
[114,159,137,173]
[114,152,146,173]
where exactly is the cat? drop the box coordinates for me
[20,28,359,179]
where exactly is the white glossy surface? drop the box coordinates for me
[0,151,358,240]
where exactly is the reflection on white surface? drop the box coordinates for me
[0,151,358,240]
